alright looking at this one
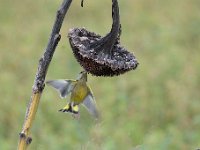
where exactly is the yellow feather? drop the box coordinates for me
[72,105,79,112]
[63,104,70,110]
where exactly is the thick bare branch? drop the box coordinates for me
[18,0,72,149]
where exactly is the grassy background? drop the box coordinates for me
[0,0,200,149]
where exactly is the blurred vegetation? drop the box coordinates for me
[0,0,200,149]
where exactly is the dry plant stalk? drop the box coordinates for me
[17,0,72,149]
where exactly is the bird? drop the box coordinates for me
[46,71,99,119]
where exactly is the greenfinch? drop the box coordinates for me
[46,71,99,119]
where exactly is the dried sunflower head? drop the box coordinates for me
[68,0,139,76]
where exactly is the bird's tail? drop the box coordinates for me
[59,103,79,114]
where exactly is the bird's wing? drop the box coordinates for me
[46,79,76,98]
[82,87,99,119]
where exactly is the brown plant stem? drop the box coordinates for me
[17,0,72,149]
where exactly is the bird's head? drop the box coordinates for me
[77,70,87,82]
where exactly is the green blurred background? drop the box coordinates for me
[0,0,200,149]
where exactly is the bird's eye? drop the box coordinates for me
[80,70,86,74]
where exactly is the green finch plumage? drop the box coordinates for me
[46,71,99,119]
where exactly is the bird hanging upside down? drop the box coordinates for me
[46,71,99,119]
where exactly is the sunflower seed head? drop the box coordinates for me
[68,28,139,76]
[68,0,139,76]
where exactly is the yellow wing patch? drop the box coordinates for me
[72,105,79,112]
[63,104,70,110]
